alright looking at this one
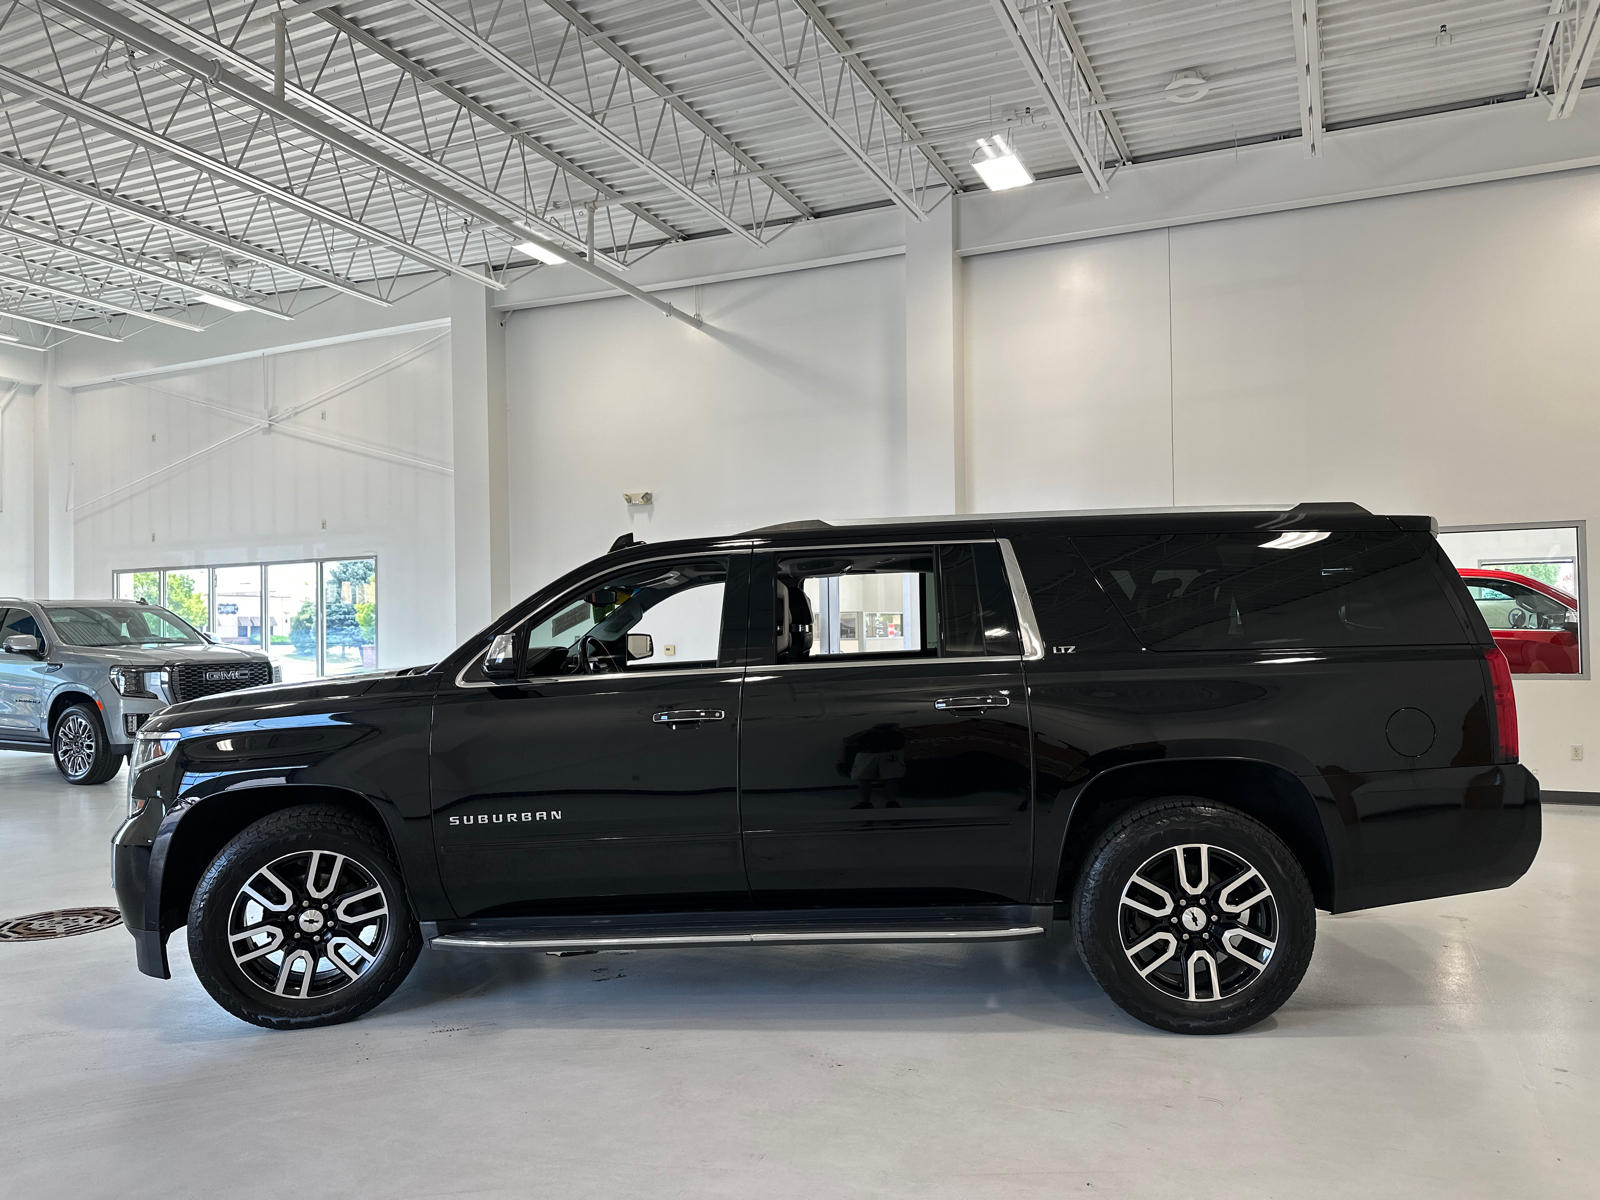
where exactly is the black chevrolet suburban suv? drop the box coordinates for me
[113,504,1539,1034]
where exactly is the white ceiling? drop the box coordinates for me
[0,0,1594,347]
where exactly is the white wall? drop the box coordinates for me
[65,323,454,669]
[504,255,907,596]
[965,167,1600,790]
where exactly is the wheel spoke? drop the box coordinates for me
[1221,927,1276,972]
[1176,844,1210,895]
[335,886,387,926]
[228,924,284,965]
[326,936,375,980]
[1120,870,1175,918]
[1186,950,1223,1002]
[242,867,295,913]
[1218,867,1271,914]
[1125,930,1178,978]
[305,852,346,900]
[274,948,318,998]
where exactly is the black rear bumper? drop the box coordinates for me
[1320,762,1541,913]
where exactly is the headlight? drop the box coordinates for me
[110,665,160,698]
[127,731,179,817]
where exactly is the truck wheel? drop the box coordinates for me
[1071,798,1316,1035]
[52,703,121,785]
[188,805,421,1030]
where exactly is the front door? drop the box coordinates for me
[0,608,49,738]
[430,553,751,918]
[738,542,1034,906]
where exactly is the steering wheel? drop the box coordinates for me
[576,633,620,674]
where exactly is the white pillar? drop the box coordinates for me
[449,270,510,642]
[904,199,964,515]
[30,353,73,598]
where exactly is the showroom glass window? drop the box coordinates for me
[321,559,377,676]
[112,558,378,678]
[1438,524,1585,677]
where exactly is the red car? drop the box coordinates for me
[1458,568,1581,674]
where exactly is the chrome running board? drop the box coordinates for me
[431,925,1045,952]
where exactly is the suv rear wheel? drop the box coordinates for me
[188,805,421,1030]
[52,702,121,785]
[1071,798,1316,1034]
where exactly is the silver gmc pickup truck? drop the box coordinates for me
[0,598,275,784]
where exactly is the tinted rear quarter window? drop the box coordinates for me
[1006,535,1141,654]
[1072,531,1468,651]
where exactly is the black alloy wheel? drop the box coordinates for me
[52,702,121,785]
[188,805,421,1030]
[1071,798,1316,1035]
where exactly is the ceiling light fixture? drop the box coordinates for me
[206,294,250,313]
[514,240,570,266]
[0,330,19,343]
[1164,69,1212,104]
[972,135,1033,191]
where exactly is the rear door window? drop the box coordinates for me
[1072,531,1468,650]
[770,543,1018,663]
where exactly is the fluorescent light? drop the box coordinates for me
[972,135,1033,191]
[0,331,19,343]
[514,240,569,266]
[206,294,250,313]
[1259,530,1331,551]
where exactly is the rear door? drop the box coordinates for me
[738,541,1034,906]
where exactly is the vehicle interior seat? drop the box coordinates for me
[775,580,815,662]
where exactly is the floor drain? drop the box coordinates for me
[0,907,123,941]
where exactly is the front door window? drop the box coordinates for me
[519,558,728,678]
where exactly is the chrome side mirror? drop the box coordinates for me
[3,633,40,655]
[481,633,518,680]
[626,633,653,661]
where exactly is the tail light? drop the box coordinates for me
[1485,647,1518,762]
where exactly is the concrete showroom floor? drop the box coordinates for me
[2,747,1596,1200]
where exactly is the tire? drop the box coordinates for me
[52,703,121,785]
[187,805,421,1030]
[1071,798,1316,1035]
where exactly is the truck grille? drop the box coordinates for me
[169,661,273,704]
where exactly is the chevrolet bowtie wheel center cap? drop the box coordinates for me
[1181,907,1207,931]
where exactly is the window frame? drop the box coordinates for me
[1441,521,1589,681]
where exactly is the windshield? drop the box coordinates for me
[44,605,206,648]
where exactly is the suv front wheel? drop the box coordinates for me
[1071,798,1316,1035]
[52,702,121,785]
[188,805,421,1030]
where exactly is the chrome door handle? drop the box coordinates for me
[651,709,725,723]
[934,695,1011,710]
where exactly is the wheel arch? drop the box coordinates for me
[47,688,102,734]
[155,785,403,939]
[1053,758,1336,911]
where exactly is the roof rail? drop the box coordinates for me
[741,519,835,535]
[742,503,1373,535]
